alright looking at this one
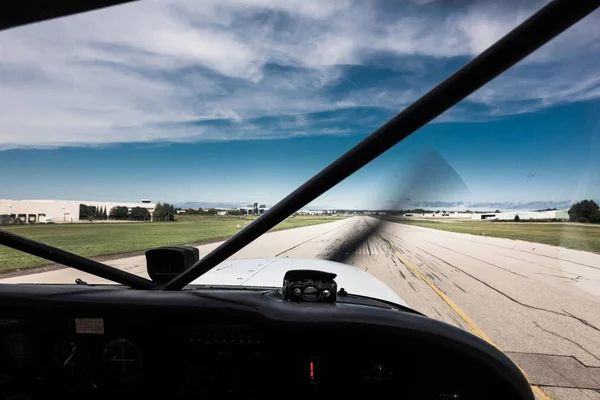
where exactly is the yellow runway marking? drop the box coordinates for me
[395,251,552,400]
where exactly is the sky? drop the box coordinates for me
[0,0,599,210]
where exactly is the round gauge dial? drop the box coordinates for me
[102,339,143,383]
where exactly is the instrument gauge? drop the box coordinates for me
[102,339,143,383]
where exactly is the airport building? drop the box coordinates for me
[297,209,326,215]
[240,203,268,215]
[404,212,473,219]
[487,210,570,221]
[404,210,570,221]
[0,199,156,223]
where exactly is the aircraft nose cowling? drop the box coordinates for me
[191,257,410,309]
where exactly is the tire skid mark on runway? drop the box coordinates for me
[366,238,374,256]
[414,245,600,334]
[407,282,418,292]
[396,267,406,280]
[360,220,415,282]
[453,283,467,293]
[418,256,453,280]
[376,237,405,281]
[424,240,530,278]
[384,249,406,280]
[380,244,408,280]
[425,272,438,282]
[431,307,443,317]
[427,264,449,279]
[427,271,443,282]
[389,250,414,280]
[532,322,600,363]
[276,225,343,257]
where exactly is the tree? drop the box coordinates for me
[130,207,150,220]
[80,204,113,221]
[514,214,520,222]
[80,204,97,220]
[109,206,129,220]
[79,204,88,220]
[494,209,501,213]
[569,200,600,223]
[153,202,163,221]
[153,202,176,221]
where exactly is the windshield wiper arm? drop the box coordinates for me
[163,0,600,291]
[0,229,157,289]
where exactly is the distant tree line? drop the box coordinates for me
[569,200,600,223]
[80,202,176,222]
[181,208,216,215]
[107,205,151,221]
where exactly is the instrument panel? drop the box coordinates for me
[1,313,503,399]
[0,287,533,400]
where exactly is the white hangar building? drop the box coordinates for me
[0,199,156,223]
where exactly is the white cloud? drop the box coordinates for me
[0,0,598,149]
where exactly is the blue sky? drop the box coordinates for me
[0,0,599,210]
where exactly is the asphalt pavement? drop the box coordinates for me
[2,216,600,399]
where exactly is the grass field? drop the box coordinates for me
[388,218,600,253]
[0,215,345,272]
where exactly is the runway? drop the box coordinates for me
[2,216,600,399]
